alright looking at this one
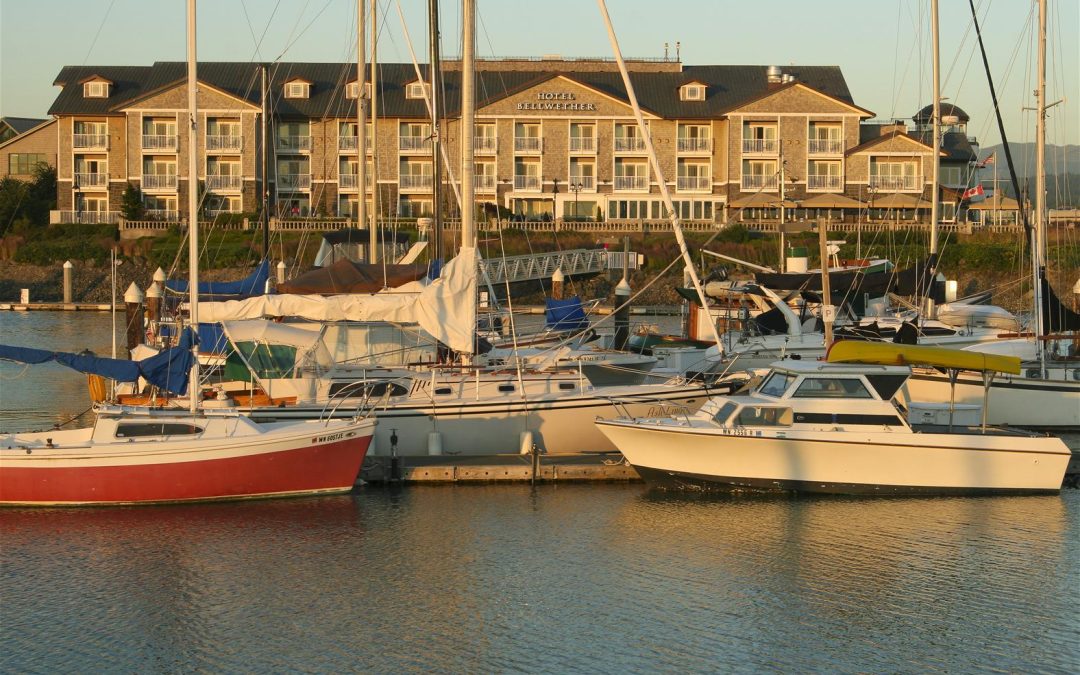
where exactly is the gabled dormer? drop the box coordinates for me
[80,75,113,99]
[284,77,312,100]
[679,80,707,102]
[346,80,373,99]
[405,80,431,100]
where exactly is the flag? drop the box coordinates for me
[978,152,996,168]
[962,184,985,200]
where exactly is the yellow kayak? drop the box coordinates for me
[826,340,1021,374]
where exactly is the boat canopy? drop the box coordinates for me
[277,258,429,294]
[826,340,1021,374]
[165,259,269,298]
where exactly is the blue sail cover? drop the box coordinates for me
[545,296,589,331]
[0,329,196,396]
[165,259,270,298]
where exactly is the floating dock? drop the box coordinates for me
[0,303,111,311]
[358,452,640,485]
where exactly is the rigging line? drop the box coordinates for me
[273,0,337,62]
[80,0,116,66]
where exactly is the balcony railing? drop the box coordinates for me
[807,174,843,190]
[400,174,434,190]
[74,172,108,189]
[207,135,243,151]
[808,138,844,154]
[142,174,177,190]
[475,175,497,191]
[514,175,541,191]
[142,134,177,151]
[869,175,920,191]
[399,135,430,152]
[614,175,648,191]
[568,176,596,191]
[144,209,179,221]
[337,136,371,152]
[278,173,312,190]
[569,136,596,153]
[73,134,108,150]
[742,138,778,154]
[741,175,779,190]
[614,137,646,152]
[338,174,373,190]
[474,136,497,153]
[206,175,242,191]
[57,210,121,224]
[514,137,542,153]
[677,175,711,191]
[677,137,712,153]
[276,135,311,152]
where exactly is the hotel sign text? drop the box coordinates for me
[517,92,597,112]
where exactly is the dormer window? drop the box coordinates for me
[680,83,706,102]
[84,81,110,98]
[346,82,373,99]
[285,81,311,99]
[406,82,430,100]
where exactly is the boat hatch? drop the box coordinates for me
[711,401,738,425]
[115,422,204,438]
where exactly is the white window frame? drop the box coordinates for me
[680,84,705,101]
[285,82,310,99]
[83,81,109,98]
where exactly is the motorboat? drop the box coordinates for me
[596,342,1070,495]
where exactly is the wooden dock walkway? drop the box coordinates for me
[358,452,640,485]
[0,303,111,311]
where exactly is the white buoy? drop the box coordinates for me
[277,260,287,285]
[519,431,534,455]
[427,431,443,456]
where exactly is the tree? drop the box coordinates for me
[121,182,145,220]
[0,176,30,236]
[24,163,56,225]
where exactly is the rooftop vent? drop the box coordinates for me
[766,65,783,84]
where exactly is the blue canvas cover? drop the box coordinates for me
[545,296,589,331]
[196,323,229,354]
[165,259,269,298]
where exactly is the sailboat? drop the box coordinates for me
[0,0,376,506]
[905,0,1080,430]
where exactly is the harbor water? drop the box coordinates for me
[2,312,1079,673]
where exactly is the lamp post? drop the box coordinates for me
[551,177,559,221]
[73,175,81,224]
[569,181,584,220]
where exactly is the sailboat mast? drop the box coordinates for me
[927,0,942,319]
[357,0,370,262]
[186,0,200,414]
[370,0,378,238]
[1033,0,1048,371]
[429,0,443,261]
[460,0,475,249]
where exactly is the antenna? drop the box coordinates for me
[664,42,669,60]
[675,41,681,61]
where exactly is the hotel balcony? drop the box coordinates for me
[742,139,778,154]
[206,175,243,191]
[475,175,497,192]
[278,173,312,191]
[808,139,844,154]
[56,210,121,224]
[142,134,177,151]
[399,174,434,191]
[74,172,108,189]
[338,136,372,152]
[613,137,646,153]
[276,135,312,152]
[142,174,177,190]
[399,135,431,153]
[514,175,541,191]
[474,136,497,154]
[145,209,179,221]
[73,134,109,150]
[741,175,779,190]
[677,175,711,192]
[207,135,243,152]
[807,174,844,190]
[677,138,712,154]
[338,174,372,190]
[569,137,596,153]
[514,137,542,153]
[614,175,648,191]
[869,175,920,191]
[568,175,596,191]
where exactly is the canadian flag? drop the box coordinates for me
[962,184,985,200]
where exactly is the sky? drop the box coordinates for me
[1,0,1077,148]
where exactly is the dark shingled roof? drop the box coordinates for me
[912,130,978,163]
[912,103,970,124]
[1,117,48,135]
[48,62,855,121]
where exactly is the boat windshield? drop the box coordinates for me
[711,401,738,425]
[758,372,796,398]
[736,406,793,427]
[792,377,873,399]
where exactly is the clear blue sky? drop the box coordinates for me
[2,0,1077,147]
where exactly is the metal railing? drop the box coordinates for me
[338,174,373,190]
[514,136,542,152]
[742,138,778,154]
[73,134,108,149]
[677,137,712,153]
[142,134,177,150]
[807,175,843,190]
[475,175,497,191]
[614,137,646,152]
[144,209,179,221]
[869,175,920,191]
[569,136,596,152]
[278,173,312,190]
[207,135,243,151]
[677,175,711,191]
[514,175,541,191]
[276,135,312,152]
[206,175,242,191]
[399,135,430,152]
[474,136,497,153]
[807,138,844,154]
[741,175,779,190]
[614,175,648,191]
[74,172,108,188]
[56,210,121,224]
[400,174,433,190]
[568,175,595,191]
[142,174,178,190]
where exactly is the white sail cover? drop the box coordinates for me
[199,247,479,353]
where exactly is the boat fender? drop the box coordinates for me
[519,431,535,455]
[427,431,443,456]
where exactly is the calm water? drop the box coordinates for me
[2,313,1078,673]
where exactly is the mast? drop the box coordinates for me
[461,0,475,249]
[1033,0,1048,372]
[596,0,722,350]
[928,0,941,318]
[429,0,443,261]
[260,64,269,268]
[370,0,378,241]
[186,0,200,414]
[357,0,370,262]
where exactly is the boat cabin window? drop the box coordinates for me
[328,381,408,398]
[793,377,873,399]
[498,384,515,393]
[712,401,738,425]
[115,423,203,438]
[758,372,796,397]
[558,382,576,390]
[736,406,792,427]
[434,387,453,395]
[865,374,908,400]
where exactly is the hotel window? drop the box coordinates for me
[569,122,596,152]
[284,81,310,99]
[742,160,778,190]
[677,124,711,152]
[807,160,842,190]
[346,82,372,99]
[870,160,919,191]
[808,122,843,154]
[742,122,777,153]
[8,153,45,176]
[406,82,430,100]
[83,81,109,98]
[680,84,706,101]
[568,158,595,190]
